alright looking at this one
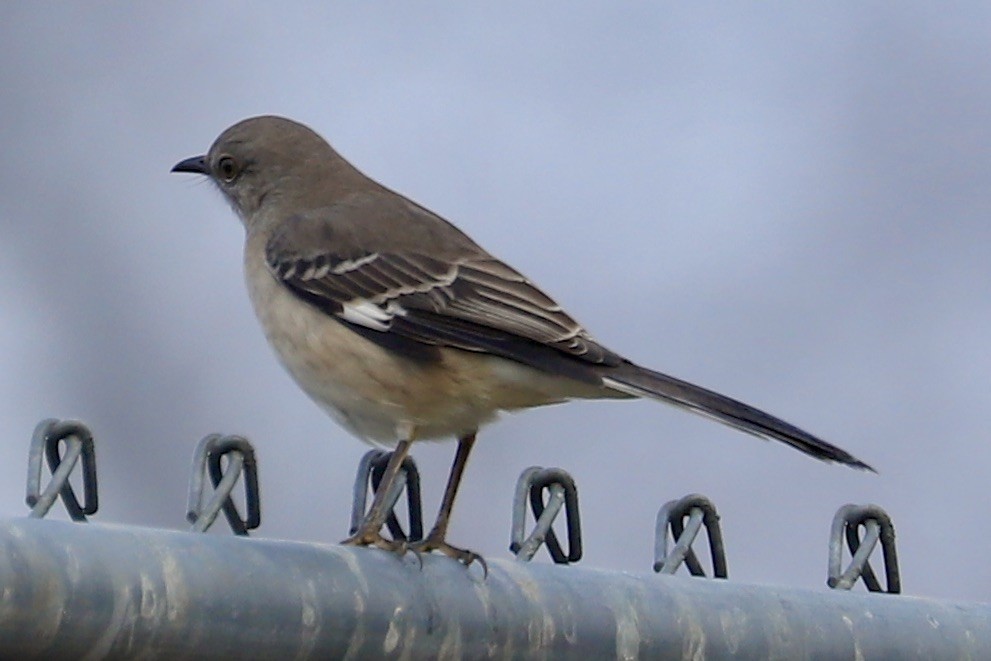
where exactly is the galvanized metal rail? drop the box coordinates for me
[0,517,988,660]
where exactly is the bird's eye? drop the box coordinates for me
[217,156,239,182]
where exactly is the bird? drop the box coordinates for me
[172,115,872,567]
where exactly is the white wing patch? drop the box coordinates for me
[340,299,393,331]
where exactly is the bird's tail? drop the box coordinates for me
[600,361,874,471]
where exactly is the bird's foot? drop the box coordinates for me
[410,535,488,577]
[340,527,409,555]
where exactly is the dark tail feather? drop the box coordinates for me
[600,361,874,471]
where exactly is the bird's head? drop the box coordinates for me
[171,115,358,226]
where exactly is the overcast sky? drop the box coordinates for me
[1,4,989,603]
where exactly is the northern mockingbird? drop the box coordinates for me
[172,115,871,566]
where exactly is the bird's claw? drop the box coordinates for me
[410,536,488,577]
[340,527,409,555]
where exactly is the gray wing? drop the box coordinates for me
[265,205,623,381]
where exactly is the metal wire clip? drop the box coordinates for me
[653,493,727,577]
[827,503,900,593]
[510,466,582,563]
[186,434,261,535]
[26,418,98,521]
[349,450,423,542]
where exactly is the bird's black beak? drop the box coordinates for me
[171,155,209,175]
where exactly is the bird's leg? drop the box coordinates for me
[422,432,475,544]
[341,439,412,553]
[411,432,486,573]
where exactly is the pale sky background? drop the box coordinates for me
[1,5,989,602]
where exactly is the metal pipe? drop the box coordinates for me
[0,518,987,660]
